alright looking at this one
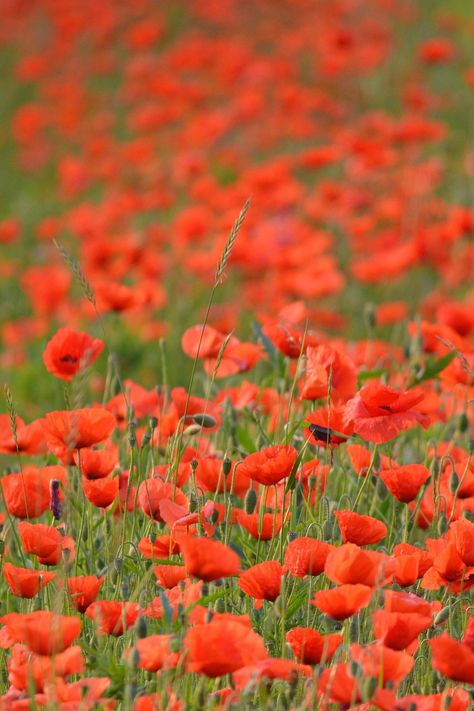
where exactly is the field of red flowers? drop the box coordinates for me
[0,0,473,708]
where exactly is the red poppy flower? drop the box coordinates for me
[235,509,285,540]
[67,576,105,613]
[184,619,267,677]
[350,643,414,685]
[43,327,104,381]
[138,535,180,559]
[344,381,429,443]
[372,610,432,650]
[18,521,75,566]
[128,634,178,672]
[233,658,312,688]
[300,344,357,402]
[379,464,431,503]
[286,627,342,664]
[262,321,317,358]
[153,565,187,589]
[238,445,297,486]
[0,414,45,455]
[3,563,56,599]
[304,406,353,448]
[0,611,81,655]
[430,629,474,685]
[1,465,66,519]
[82,475,119,508]
[137,479,188,521]
[177,534,240,582]
[448,518,474,566]
[74,448,117,479]
[334,510,387,546]
[284,536,333,577]
[311,584,372,620]
[85,601,140,636]
[7,644,84,694]
[238,561,284,604]
[43,408,116,463]
[346,443,394,477]
[325,543,395,587]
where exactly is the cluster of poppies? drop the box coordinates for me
[0,0,474,709]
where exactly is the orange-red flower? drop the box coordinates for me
[43,327,104,380]
[177,534,240,582]
[286,627,342,664]
[372,610,432,650]
[67,576,105,613]
[43,408,116,463]
[284,536,333,577]
[379,464,431,503]
[1,465,66,519]
[184,619,267,677]
[238,561,284,604]
[344,381,429,443]
[238,445,297,486]
[325,543,395,587]
[3,563,56,599]
[430,620,474,685]
[311,584,372,619]
[18,521,75,566]
[300,344,357,402]
[0,611,81,655]
[85,601,140,636]
[335,510,387,546]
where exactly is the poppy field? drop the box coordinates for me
[1,0,474,708]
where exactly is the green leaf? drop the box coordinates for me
[357,369,387,386]
[408,351,455,388]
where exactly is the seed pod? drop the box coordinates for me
[244,488,257,514]
[222,458,232,476]
[349,660,363,678]
[191,413,216,428]
[449,471,459,493]
[136,616,147,638]
[434,606,451,626]
[459,413,469,433]
[362,676,377,701]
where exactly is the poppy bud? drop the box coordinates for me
[184,424,202,436]
[190,413,216,429]
[274,595,284,618]
[430,458,440,478]
[205,610,213,624]
[323,519,334,541]
[141,432,151,448]
[214,597,226,613]
[362,677,378,701]
[201,583,209,597]
[459,413,469,433]
[437,513,447,535]
[130,648,140,668]
[449,471,459,493]
[114,558,123,573]
[434,606,451,626]
[222,458,232,476]
[169,637,181,653]
[136,616,147,638]
[244,488,257,514]
[363,302,376,330]
[149,417,158,430]
[49,479,62,520]
[121,582,129,599]
[349,660,363,678]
